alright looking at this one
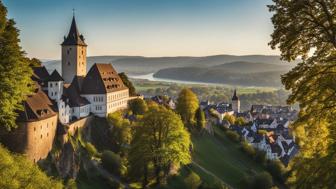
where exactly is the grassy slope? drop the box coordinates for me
[191,126,266,189]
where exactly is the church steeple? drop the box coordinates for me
[232,89,239,101]
[62,16,87,46]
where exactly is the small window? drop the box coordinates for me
[34,127,36,131]
[68,62,70,66]
[40,134,42,139]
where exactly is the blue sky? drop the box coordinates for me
[3,0,278,59]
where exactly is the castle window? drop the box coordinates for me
[68,62,70,66]
[40,134,42,139]
[34,127,36,131]
[47,133,49,137]
[56,83,58,86]
[50,83,53,87]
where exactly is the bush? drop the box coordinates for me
[266,160,287,183]
[242,172,273,189]
[255,150,267,165]
[184,171,201,189]
[101,151,122,176]
[225,130,240,142]
[241,141,256,157]
[253,172,273,189]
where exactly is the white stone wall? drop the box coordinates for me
[82,89,129,117]
[232,100,240,113]
[58,99,71,124]
[48,81,63,101]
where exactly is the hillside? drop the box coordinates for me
[153,61,292,87]
[43,54,295,75]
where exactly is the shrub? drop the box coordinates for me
[101,151,122,176]
[242,172,273,189]
[255,150,267,165]
[225,130,240,142]
[266,160,287,183]
[241,141,256,157]
[253,172,273,189]
[184,171,201,189]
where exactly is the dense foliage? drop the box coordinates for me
[176,88,200,128]
[119,72,137,96]
[269,0,336,187]
[0,145,63,189]
[0,1,33,130]
[128,105,191,186]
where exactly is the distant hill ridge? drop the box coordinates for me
[43,54,296,76]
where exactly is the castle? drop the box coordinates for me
[0,16,130,162]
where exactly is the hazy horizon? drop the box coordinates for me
[3,0,279,59]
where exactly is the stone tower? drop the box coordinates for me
[61,16,87,84]
[232,89,240,113]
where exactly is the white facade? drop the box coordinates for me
[82,89,129,117]
[232,100,240,113]
[58,99,71,124]
[48,81,63,101]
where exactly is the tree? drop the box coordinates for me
[223,114,235,125]
[0,2,33,130]
[101,150,123,176]
[107,111,132,153]
[176,88,199,128]
[195,107,206,131]
[119,72,136,96]
[0,145,63,189]
[129,98,148,115]
[128,105,191,186]
[269,1,336,187]
[235,117,246,126]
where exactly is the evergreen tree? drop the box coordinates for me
[269,0,336,187]
[176,88,199,128]
[0,2,33,130]
[119,72,137,96]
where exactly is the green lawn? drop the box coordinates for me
[191,126,266,189]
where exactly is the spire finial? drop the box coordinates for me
[72,8,75,17]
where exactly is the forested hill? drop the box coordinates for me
[43,54,296,75]
[153,61,295,87]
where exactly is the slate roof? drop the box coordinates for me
[48,70,64,82]
[232,89,239,101]
[32,66,50,88]
[62,16,87,46]
[63,76,90,107]
[17,88,56,122]
[81,63,128,94]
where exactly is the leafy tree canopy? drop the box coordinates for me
[176,88,199,128]
[0,1,33,130]
[118,72,137,96]
[128,105,191,185]
[269,0,336,187]
[0,145,63,189]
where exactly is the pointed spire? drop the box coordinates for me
[62,14,87,46]
[232,89,239,101]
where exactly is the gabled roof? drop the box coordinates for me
[62,16,87,46]
[81,63,128,94]
[63,76,89,107]
[48,70,64,82]
[17,88,56,122]
[32,66,50,87]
